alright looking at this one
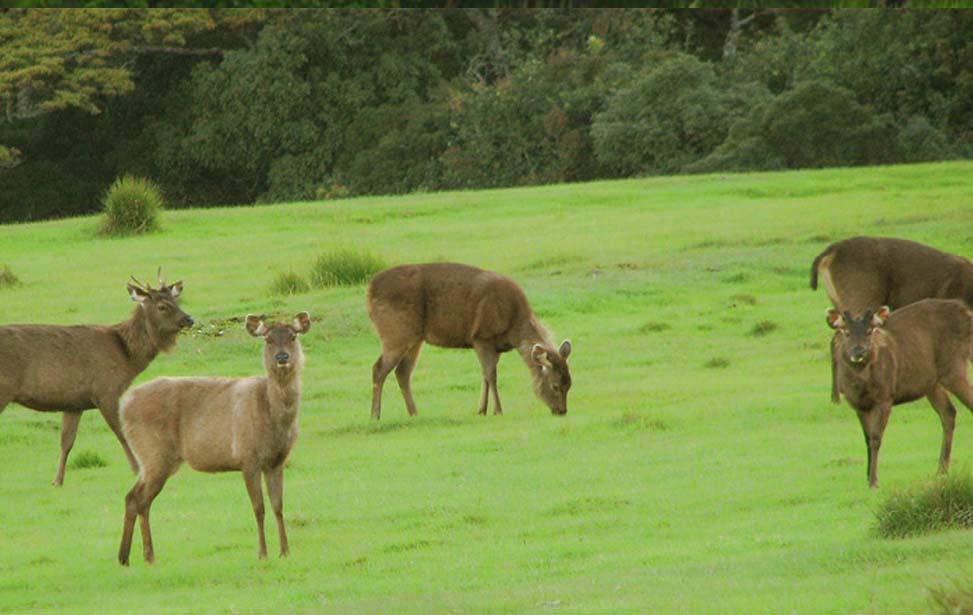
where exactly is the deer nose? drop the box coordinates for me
[275,351,290,364]
[182,315,194,328]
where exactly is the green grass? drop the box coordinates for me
[875,471,973,539]
[2,161,973,614]
[0,263,19,288]
[269,271,311,296]
[68,450,109,470]
[310,249,386,287]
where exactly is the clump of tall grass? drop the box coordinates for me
[750,320,779,336]
[928,577,973,615]
[98,175,164,236]
[269,271,311,296]
[0,264,20,289]
[310,249,386,287]
[69,450,108,469]
[874,470,973,539]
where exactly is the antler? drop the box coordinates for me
[129,275,153,291]
[157,266,166,290]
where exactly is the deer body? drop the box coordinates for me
[118,312,310,565]
[367,263,572,418]
[811,236,973,314]
[0,276,191,486]
[828,299,973,488]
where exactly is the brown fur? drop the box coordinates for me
[812,236,973,403]
[827,299,973,488]
[0,278,191,486]
[811,236,973,312]
[366,263,572,418]
[117,312,310,565]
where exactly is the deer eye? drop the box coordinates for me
[158,304,169,312]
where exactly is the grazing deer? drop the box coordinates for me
[0,272,192,486]
[826,299,973,488]
[811,236,973,401]
[118,312,310,565]
[367,262,572,419]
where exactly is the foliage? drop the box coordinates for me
[268,271,311,296]
[898,115,953,163]
[310,249,386,287]
[592,54,769,175]
[98,175,164,235]
[68,450,108,469]
[0,264,20,289]
[928,578,973,615]
[874,471,973,539]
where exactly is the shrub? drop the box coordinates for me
[69,450,108,469]
[310,250,386,288]
[874,471,973,539]
[269,272,311,296]
[928,577,973,615]
[898,115,953,162]
[0,264,20,289]
[99,175,164,235]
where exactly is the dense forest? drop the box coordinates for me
[1,8,971,222]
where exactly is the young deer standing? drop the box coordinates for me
[367,262,572,419]
[0,272,192,486]
[118,312,310,565]
[827,299,973,488]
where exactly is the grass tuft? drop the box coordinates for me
[612,412,670,432]
[874,471,973,539]
[310,249,386,287]
[68,450,108,470]
[928,577,973,615]
[729,293,757,306]
[750,320,779,336]
[0,263,20,289]
[98,175,164,236]
[638,321,671,334]
[704,357,731,369]
[269,271,311,296]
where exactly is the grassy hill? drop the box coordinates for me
[2,161,973,614]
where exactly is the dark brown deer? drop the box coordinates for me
[811,236,973,401]
[811,236,973,313]
[826,299,973,488]
[118,312,310,565]
[0,272,192,486]
[367,262,572,419]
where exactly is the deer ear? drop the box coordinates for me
[558,339,571,360]
[168,281,184,299]
[128,284,149,303]
[531,344,552,369]
[293,311,311,334]
[872,306,890,327]
[825,308,844,330]
[245,314,268,337]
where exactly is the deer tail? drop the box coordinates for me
[810,244,835,291]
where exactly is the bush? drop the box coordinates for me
[69,450,108,469]
[269,272,311,296]
[874,470,973,539]
[99,175,164,235]
[592,54,768,176]
[0,264,20,289]
[310,250,386,288]
[928,577,973,615]
[898,115,953,162]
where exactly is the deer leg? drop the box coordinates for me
[394,343,423,418]
[119,469,169,565]
[474,343,502,416]
[264,464,288,557]
[53,411,82,487]
[371,353,401,420]
[943,368,973,418]
[927,386,957,474]
[243,469,268,559]
[98,401,139,473]
[857,403,892,489]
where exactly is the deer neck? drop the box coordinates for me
[266,369,301,425]
[114,305,168,369]
[516,316,555,375]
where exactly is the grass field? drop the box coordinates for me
[2,162,973,614]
